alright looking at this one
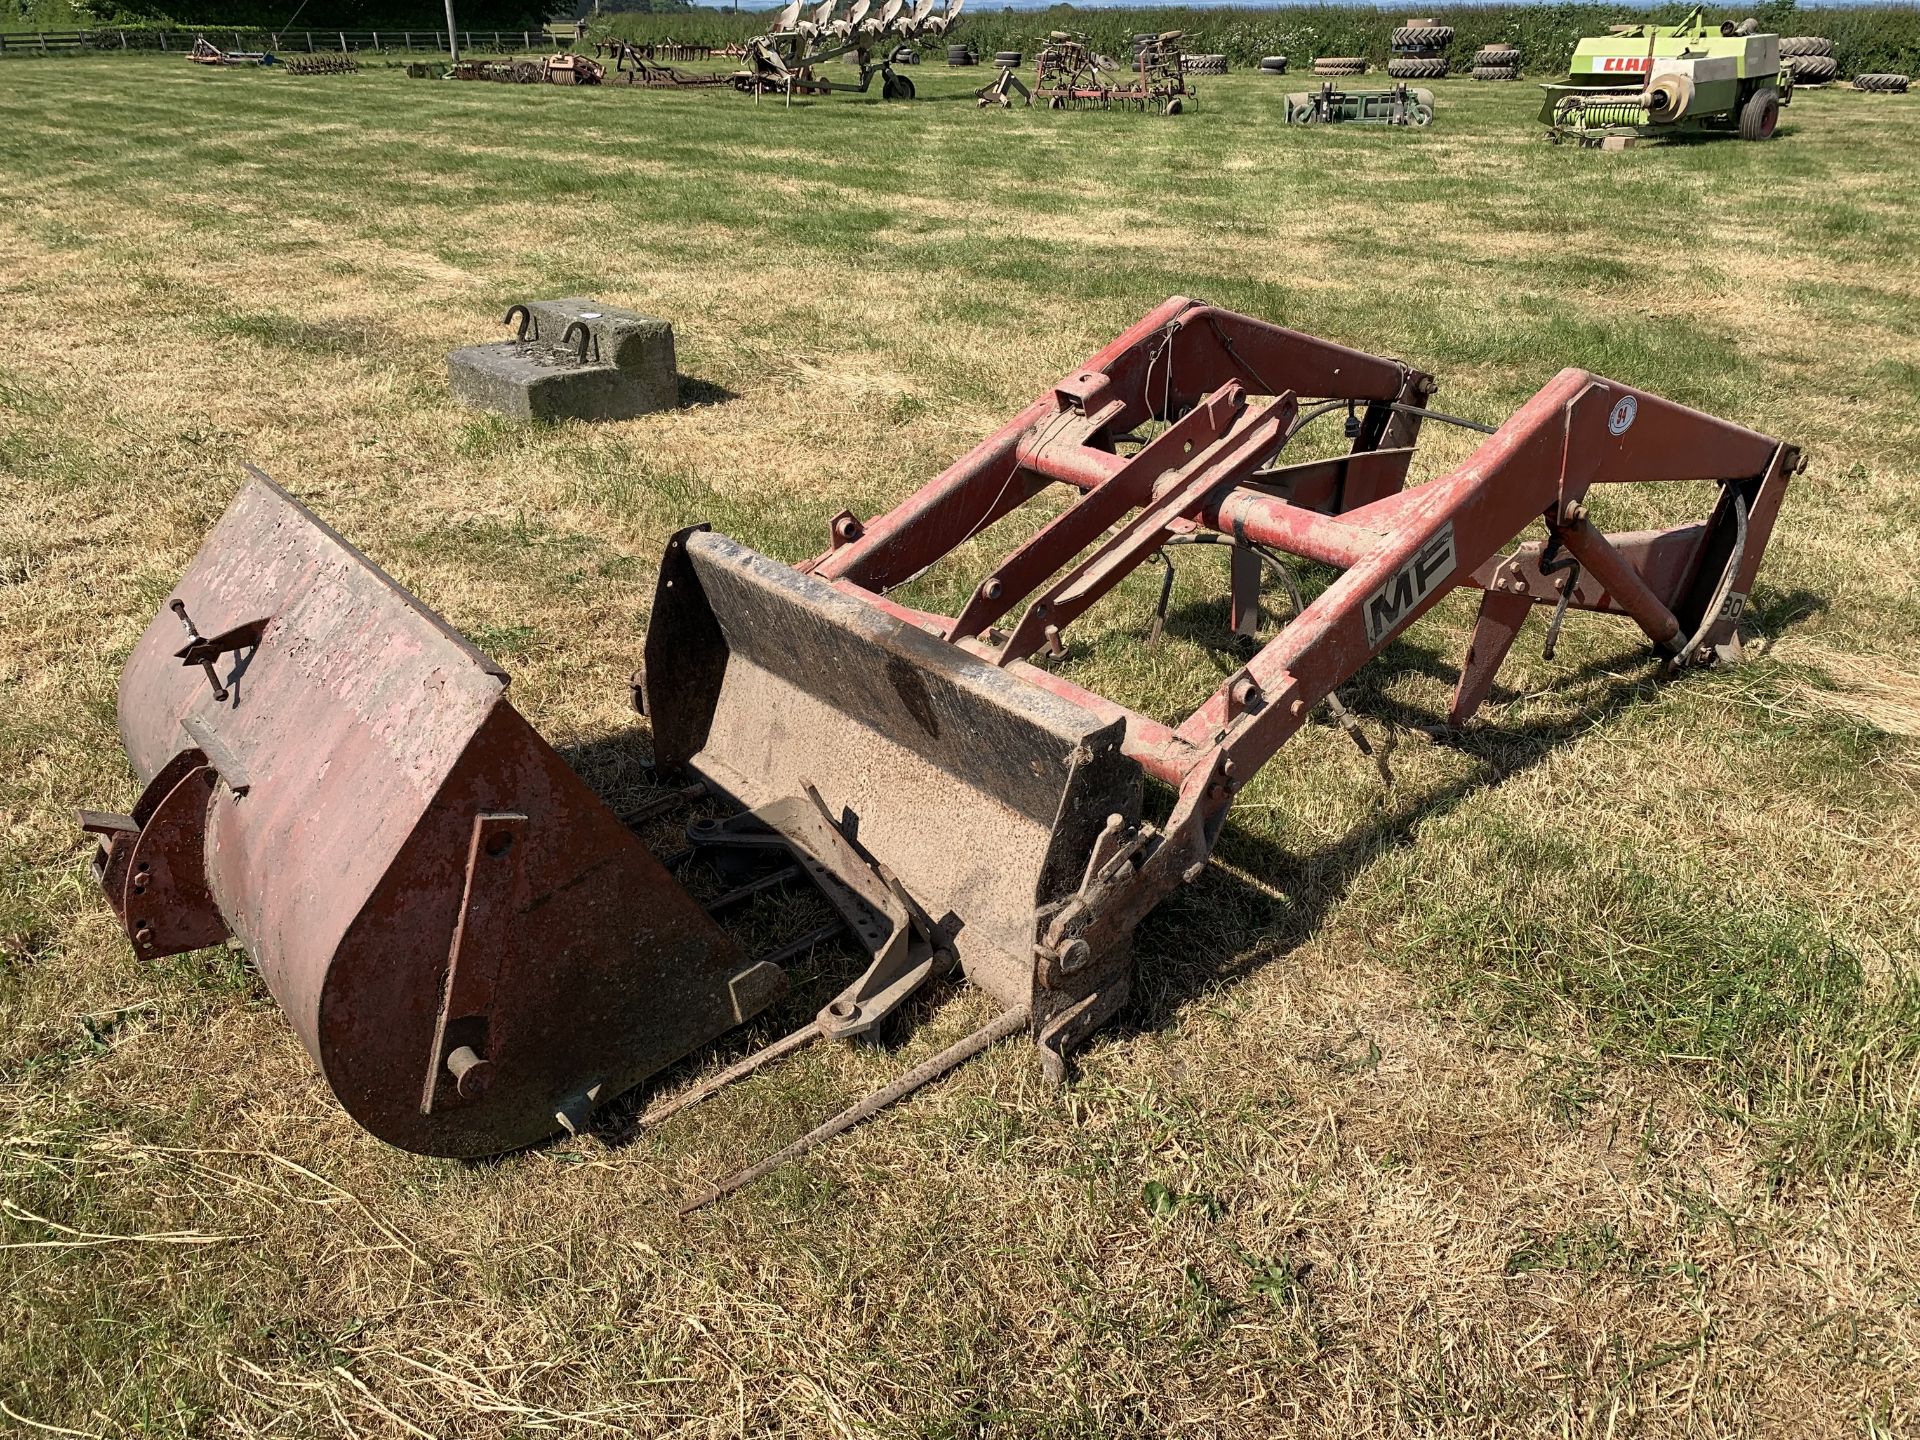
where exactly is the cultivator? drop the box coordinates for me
[983,29,1192,112]
[614,49,734,89]
[87,299,1798,1190]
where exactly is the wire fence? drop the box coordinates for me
[0,25,580,57]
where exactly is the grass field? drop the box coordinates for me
[3,52,1920,1438]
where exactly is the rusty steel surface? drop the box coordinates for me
[648,295,1800,1079]
[100,472,779,1157]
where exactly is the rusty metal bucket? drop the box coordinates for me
[87,472,784,1157]
[642,527,1144,1044]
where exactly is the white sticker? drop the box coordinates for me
[1608,395,1638,436]
[578,311,602,319]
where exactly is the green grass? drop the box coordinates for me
[2,53,1919,1438]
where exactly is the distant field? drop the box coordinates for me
[3,53,1919,1438]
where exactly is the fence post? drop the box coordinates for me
[306,31,314,51]
[338,31,346,52]
[159,30,168,50]
[372,31,380,50]
[40,32,49,53]
[404,31,412,49]
[119,29,127,48]
[524,31,531,50]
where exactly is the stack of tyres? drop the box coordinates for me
[947,43,976,65]
[1388,17,1451,81]
[1852,71,1910,93]
[1258,54,1288,76]
[1780,36,1836,88]
[1472,41,1521,81]
[1183,51,1228,75]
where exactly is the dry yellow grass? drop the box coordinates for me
[3,55,1919,1438]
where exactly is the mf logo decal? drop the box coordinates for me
[1608,395,1638,436]
[1365,523,1456,649]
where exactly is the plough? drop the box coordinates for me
[85,299,1798,1198]
[732,0,961,102]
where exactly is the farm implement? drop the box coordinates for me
[731,0,962,102]
[85,299,1798,1198]
[980,30,1192,112]
[1286,79,1435,125]
[1542,7,1790,145]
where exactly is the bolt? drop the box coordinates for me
[1289,698,1305,717]
[1058,937,1091,973]
[446,1045,493,1100]
[1565,501,1588,524]
[133,923,153,948]
[1181,862,1207,884]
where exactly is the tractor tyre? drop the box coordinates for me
[1471,64,1518,81]
[1185,53,1228,74]
[1392,25,1453,49]
[1779,36,1833,58]
[1314,57,1367,75]
[1854,73,1911,93]
[1388,57,1449,79]
[1475,45,1521,66]
[1259,55,1288,73]
[993,50,1021,67]
[1738,85,1780,139]
[1786,55,1837,83]
[946,45,974,66]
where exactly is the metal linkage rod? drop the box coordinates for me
[680,1006,1029,1213]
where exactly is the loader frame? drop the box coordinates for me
[650,295,1797,1079]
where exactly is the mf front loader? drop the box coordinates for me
[86,299,1798,1200]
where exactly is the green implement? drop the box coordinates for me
[1540,6,1789,145]
[1286,80,1434,126]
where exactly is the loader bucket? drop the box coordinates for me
[93,473,785,1158]
[642,527,1143,1017]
